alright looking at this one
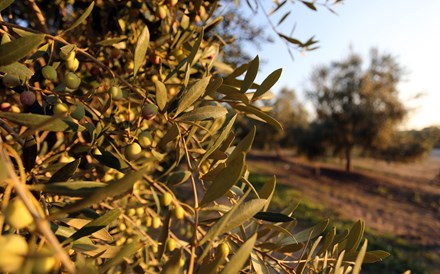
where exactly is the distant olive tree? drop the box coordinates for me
[307,49,407,173]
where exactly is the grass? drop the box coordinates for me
[249,173,440,274]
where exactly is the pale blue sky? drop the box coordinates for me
[241,0,440,129]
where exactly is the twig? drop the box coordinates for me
[0,119,25,146]
[27,0,49,33]
[0,144,76,273]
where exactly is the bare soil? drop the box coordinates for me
[247,150,440,249]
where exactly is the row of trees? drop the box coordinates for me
[253,49,438,173]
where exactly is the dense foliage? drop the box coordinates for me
[0,0,390,273]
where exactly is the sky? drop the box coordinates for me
[241,0,440,130]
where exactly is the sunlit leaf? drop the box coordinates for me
[200,152,245,206]
[30,181,106,197]
[220,234,257,274]
[317,226,336,255]
[155,80,168,111]
[233,104,283,130]
[0,34,45,66]
[175,76,211,116]
[199,115,236,164]
[167,171,191,186]
[54,168,146,215]
[345,220,365,253]
[227,126,255,164]
[253,68,282,100]
[240,55,259,93]
[0,0,14,12]
[62,218,113,242]
[0,62,34,80]
[0,112,85,132]
[68,209,121,242]
[187,28,203,66]
[100,237,143,272]
[258,175,276,211]
[353,239,368,274]
[278,219,329,245]
[134,25,150,76]
[344,250,390,264]
[162,249,183,274]
[175,106,227,122]
[200,199,265,245]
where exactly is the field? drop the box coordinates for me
[247,150,440,273]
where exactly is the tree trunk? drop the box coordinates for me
[345,145,352,174]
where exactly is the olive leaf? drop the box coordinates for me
[134,25,150,76]
[0,34,45,66]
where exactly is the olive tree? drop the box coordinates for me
[307,49,407,173]
[0,1,388,273]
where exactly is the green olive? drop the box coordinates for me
[109,86,123,100]
[2,74,21,88]
[42,66,58,81]
[64,72,81,90]
[71,104,85,120]
[161,192,172,207]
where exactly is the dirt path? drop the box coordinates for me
[247,151,440,248]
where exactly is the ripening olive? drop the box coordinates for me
[138,130,153,148]
[53,103,69,115]
[4,198,33,229]
[141,104,158,120]
[152,216,161,229]
[161,192,172,207]
[0,234,29,273]
[109,86,123,100]
[20,91,36,106]
[217,242,230,258]
[64,72,81,90]
[166,238,176,252]
[173,205,184,220]
[158,6,167,20]
[60,49,75,62]
[145,216,152,227]
[42,66,58,81]
[66,58,79,72]
[2,74,21,88]
[124,142,142,161]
